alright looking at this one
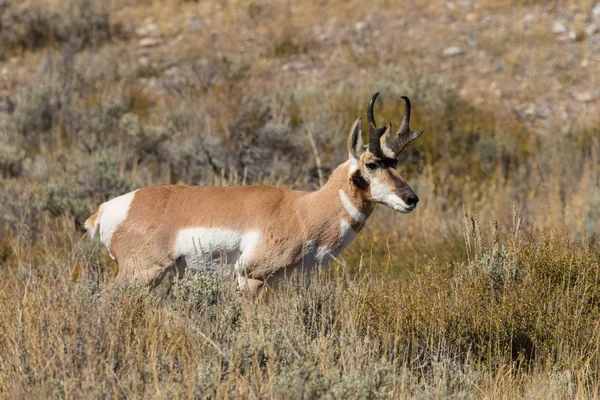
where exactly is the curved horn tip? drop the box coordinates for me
[401,96,411,106]
[367,93,380,128]
[368,92,380,107]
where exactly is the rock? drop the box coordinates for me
[488,82,502,97]
[354,21,367,32]
[552,21,567,34]
[575,91,594,103]
[522,13,536,23]
[169,34,184,46]
[592,3,600,19]
[281,61,310,72]
[165,66,180,77]
[479,15,493,29]
[492,59,505,72]
[165,66,184,85]
[439,15,453,23]
[187,18,202,31]
[585,23,598,36]
[393,19,405,28]
[138,37,162,47]
[138,55,150,67]
[136,23,160,38]
[443,46,464,56]
[568,30,577,40]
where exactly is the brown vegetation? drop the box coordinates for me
[1,0,600,397]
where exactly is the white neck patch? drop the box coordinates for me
[339,189,365,224]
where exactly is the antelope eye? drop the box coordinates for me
[365,163,379,171]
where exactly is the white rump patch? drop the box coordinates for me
[175,227,260,272]
[339,189,365,223]
[98,190,138,258]
[370,178,412,213]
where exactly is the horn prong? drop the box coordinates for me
[385,96,424,157]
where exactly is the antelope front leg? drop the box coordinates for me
[234,253,264,296]
[237,274,264,296]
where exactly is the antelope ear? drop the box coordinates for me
[351,168,369,191]
[347,117,364,160]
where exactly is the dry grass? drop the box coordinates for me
[1,218,600,398]
[1,0,600,398]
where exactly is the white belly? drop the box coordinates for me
[174,227,260,272]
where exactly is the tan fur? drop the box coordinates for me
[88,98,423,295]
[103,162,374,289]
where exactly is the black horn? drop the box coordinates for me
[382,96,424,157]
[367,92,386,157]
[398,96,412,135]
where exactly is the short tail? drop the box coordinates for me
[84,208,102,239]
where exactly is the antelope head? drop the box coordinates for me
[347,92,424,213]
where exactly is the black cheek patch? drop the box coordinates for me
[351,170,370,191]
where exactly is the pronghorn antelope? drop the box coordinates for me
[85,93,424,295]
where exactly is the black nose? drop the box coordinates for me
[406,195,419,206]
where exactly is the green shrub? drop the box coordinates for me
[0,144,25,177]
[0,0,117,57]
[42,184,90,227]
[79,151,138,200]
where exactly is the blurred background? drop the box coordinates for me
[1,0,599,269]
[1,1,600,397]
[1,0,599,272]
